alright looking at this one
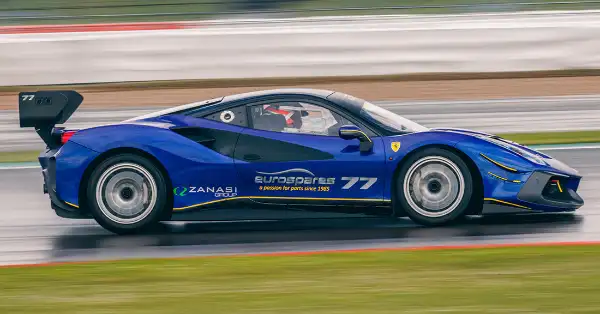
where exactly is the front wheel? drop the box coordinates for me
[395,148,474,226]
[87,154,169,234]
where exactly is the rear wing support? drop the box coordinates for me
[18,91,83,149]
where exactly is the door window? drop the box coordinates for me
[248,102,355,136]
[203,106,248,127]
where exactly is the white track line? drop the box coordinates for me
[535,145,600,151]
[0,165,40,170]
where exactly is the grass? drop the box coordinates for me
[501,130,600,145]
[285,0,600,17]
[2,0,600,25]
[1,245,600,313]
[2,130,598,164]
[0,150,39,163]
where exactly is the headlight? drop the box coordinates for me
[513,147,547,165]
[480,136,547,166]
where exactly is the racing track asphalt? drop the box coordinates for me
[0,147,598,265]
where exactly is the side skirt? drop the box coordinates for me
[171,199,393,221]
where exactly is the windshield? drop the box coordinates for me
[360,102,428,133]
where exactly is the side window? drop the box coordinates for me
[248,102,356,136]
[203,105,248,127]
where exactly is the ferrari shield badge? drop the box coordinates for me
[391,142,401,152]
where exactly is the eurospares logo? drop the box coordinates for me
[254,168,335,185]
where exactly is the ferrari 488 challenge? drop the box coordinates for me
[19,89,584,234]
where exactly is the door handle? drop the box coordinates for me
[243,154,261,161]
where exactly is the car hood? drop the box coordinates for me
[431,128,581,176]
[432,127,493,137]
[431,128,551,158]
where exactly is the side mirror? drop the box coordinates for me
[338,125,373,152]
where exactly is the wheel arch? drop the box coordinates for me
[391,144,484,216]
[78,147,174,219]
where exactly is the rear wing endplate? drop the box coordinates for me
[18,91,83,148]
[19,91,83,128]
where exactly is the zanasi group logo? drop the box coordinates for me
[173,186,237,198]
[254,168,335,185]
[173,186,189,197]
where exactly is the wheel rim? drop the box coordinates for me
[95,162,157,225]
[403,156,465,218]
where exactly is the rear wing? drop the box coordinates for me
[19,91,83,149]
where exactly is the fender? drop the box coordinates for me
[379,130,538,201]
[68,118,244,210]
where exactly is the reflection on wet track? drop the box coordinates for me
[0,148,598,265]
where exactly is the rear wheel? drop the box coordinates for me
[87,154,169,234]
[395,148,473,226]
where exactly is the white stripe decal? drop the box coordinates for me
[256,168,316,176]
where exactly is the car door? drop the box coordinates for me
[168,106,248,215]
[233,97,391,216]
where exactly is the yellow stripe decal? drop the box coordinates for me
[488,172,522,183]
[174,196,390,211]
[480,153,518,172]
[346,130,372,143]
[65,201,79,208]
[488,172,507,181]
[553,180,563,193]
[484,198,530,209]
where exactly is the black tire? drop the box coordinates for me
[86,153,170,234]
[395,148,473,226]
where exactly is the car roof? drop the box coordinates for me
[128,88,355,122]
[221,88,336,103]
[167,88,342,116]
[214,88,368,116]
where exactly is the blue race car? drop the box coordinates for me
[19,89,584,234]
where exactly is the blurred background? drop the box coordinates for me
[1,2,600,313]
[2,0,600,24]
[1,0,600,156]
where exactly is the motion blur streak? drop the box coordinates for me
[3,241,600,269]
[0,147,596,266]
[2,0,600,23]
[0,0,600,23]
[2,11,600,86]
[0,22,190,34]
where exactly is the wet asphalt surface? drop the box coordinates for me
[0,147,597,265]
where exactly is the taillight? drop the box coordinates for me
[60,130,77,144]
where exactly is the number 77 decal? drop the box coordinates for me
[341,177,378,190]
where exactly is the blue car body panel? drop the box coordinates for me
[69,117,242,211]
[38,89,583,221]
[234,127,387,201]
[53,141,99,206]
